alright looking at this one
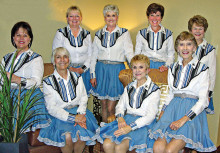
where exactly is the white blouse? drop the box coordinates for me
[90,25,134,78]
[115,76,160,130]
[43,70,88,122]
[52,25,93,70]
[135,25,175,66]
[1,49,43,89]
[164,56,209,119]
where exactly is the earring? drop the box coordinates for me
[28,43,31,48]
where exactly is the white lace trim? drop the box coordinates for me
[149,129,216,152]
[24,118,52,133]
[90,90,121,101]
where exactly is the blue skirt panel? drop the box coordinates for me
[149,97,216,152]
[90,61,125,101]
[96,114,156,153]
[38,107,99,147]
[69,65,92,96]
[149,60,165,69]
[13,88,51,132]
[205,97,214,114]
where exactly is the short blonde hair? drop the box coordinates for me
[52,47,71,66]
[174,31,198,52]
[103,4,119,16]
[188,15,208,32]
[66,6,82,18]
[131,54,150,69]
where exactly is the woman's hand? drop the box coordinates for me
[69,67,84,74]
[169,116,189,131]
[7,72,21,84]
[158,111,164,120]
[114,125,132,137]
[159,65,168,72]
[75,114,87,129]
[90,78,97,88]
[117,117,127,129]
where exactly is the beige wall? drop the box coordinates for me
[0,0,219,146]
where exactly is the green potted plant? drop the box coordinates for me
[0,50,43,153]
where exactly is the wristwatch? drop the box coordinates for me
[20,78,27,87]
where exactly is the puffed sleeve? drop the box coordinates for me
[25,56,44,89]
[129,89,160,130]
[123,31,134,63]
[207,49,216,93]
[134,31,143,55]
[82,34,93,72]
[186,69,209,120]
[52,30,63,51]
[90,37,99,79]
[43,81,70,121]
[76,76,88,114]
[165,35,175,67]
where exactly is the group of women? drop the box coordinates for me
[1,2,217,153]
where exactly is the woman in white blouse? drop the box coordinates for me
[38,47,98,153]
[150,31,216,153]
[90,4,134,123]
[188,15,216,114]
[135,3,175,72]
[1,21,50,132]
[96,54,160,153]
[52,6,92,96]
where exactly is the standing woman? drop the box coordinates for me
[90,4,134,123]
[149,31,216,153]
[135,3,175,71]
[52,6,92,96]
[1,21,50,132]
[38,47,99,153]
[188,15,216,114]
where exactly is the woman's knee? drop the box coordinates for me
[65,133,73,146]
[103,139,115,151]
[153,138,166,153]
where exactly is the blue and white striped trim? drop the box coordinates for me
[67,113,76,123]
[161,104,167,111]
[129,122,138,130]
[116,114,124,118]
[186,110,196,120]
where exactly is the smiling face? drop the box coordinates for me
[148,11,162,29]
[54,50,70,72]
[191,23,205,45]
[104,11,118,28]
[132,61,148,83]
[13,27,31,51]
[178,40,196,62]
[67,10,82,28]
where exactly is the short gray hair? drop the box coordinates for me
[103,4,119,16]
[51,47,71,66]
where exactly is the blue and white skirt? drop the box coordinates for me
[90,61,125,101]
[38,107,99,147]
[149,97,216,152]
[96,114,155,153]
[13,88,51,132]
[150,60,165,69]
[205,97,214,114]
[69,64,92,96]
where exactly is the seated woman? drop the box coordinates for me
[149,31,216,153]
[1,21,50,132]
[38,47,98,153]
[96,54,160,153]
[188,15,216,114]
[135,3,175,72]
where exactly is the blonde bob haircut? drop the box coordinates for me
[51,47,71,66]
[174,31,198,52]
[188,15,208,32]
[103,4,119,16]
[131,54,150,70]
[66,6,82,18]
